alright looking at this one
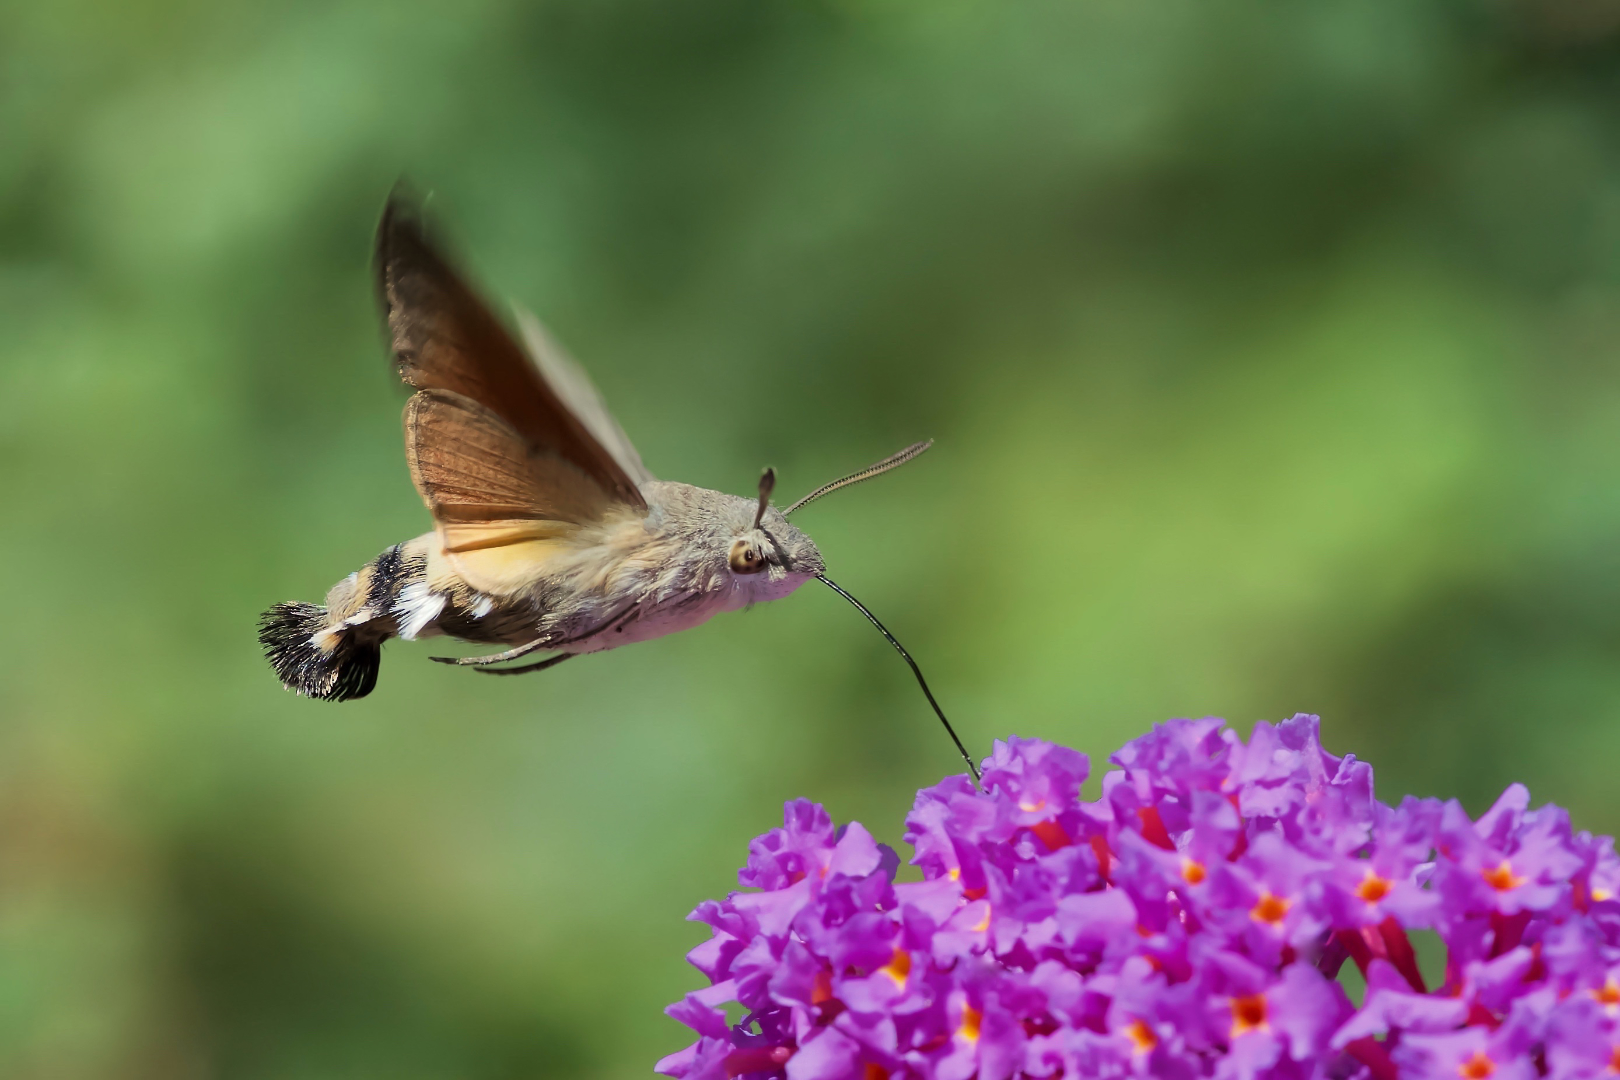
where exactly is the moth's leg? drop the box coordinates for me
[430,637,550,667]
[473,653,575,677]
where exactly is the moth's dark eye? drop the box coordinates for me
[729,539,767,575]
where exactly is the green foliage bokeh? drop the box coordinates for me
[5,0,1620,1075]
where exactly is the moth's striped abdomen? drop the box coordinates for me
[258,542,426,701]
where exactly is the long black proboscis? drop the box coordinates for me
[817,575,979,783]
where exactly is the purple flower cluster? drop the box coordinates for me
[657,716,1620,1080]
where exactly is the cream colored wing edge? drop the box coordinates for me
[515,308,655,488]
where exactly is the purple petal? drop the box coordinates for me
[784,1028,861,1080]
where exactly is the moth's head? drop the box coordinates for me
[723,443,934,589]
[727,468,824,585]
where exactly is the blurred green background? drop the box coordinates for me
[6,0,1620,1074]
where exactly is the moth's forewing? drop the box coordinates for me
[377,196,658,600]
[376,198,648,510]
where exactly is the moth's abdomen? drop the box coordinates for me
[258,601,382,701]
[259,542,429,701]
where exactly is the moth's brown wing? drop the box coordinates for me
[405,389,605,594]
[376,196,648,511]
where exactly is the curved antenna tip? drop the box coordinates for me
[785,441,933,517]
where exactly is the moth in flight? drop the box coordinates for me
[260,196,975,777]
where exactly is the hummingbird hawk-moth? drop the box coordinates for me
[259,195,975,777]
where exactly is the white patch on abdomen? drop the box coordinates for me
[394,581,446,641]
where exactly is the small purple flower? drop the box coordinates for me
[659,716,1619,1079]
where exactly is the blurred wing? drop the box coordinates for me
[516,308,654,486]
[404,389,602,594]
[376,195,648,511]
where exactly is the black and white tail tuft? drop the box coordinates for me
[258,602,382,701]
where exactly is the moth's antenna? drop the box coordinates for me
[754,467,776,529]
[816,575,979,782]
[785,441,933,517]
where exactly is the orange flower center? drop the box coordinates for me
[1356,872,1392,904]
[1482,861,1525,892]
[881,947,911,988]
[1230,994,1268,1037]
[1250,892,1290,925]
[1181,859,1207,885]
[1593,979,1620,1007]
[811,970,833,1005]
[864,1065,888,1080]
[1125,1019,1157,1053]
[1458,1050,1495,1078]
[1608,1045,1620,1073]
[958,1005,981,1042]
